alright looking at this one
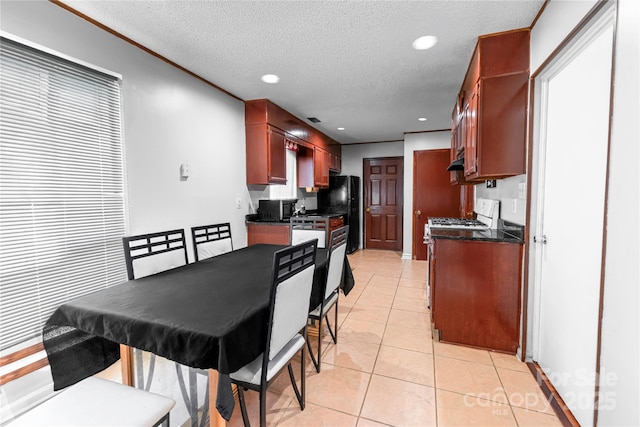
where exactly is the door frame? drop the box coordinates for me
[523,2,616,425]
[363,156,404,251]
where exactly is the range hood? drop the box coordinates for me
[446,157,464,171]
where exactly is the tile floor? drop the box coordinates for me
[226,249,564,427]
[98,249,564,426]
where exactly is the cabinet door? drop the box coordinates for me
[464,86,478,176]
[268,128,286,184]
[313,147,329,187]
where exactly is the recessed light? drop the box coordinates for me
[412,35,438,50]
[337,127,345,131]
[261,74,280,83]
[418,117,427,122]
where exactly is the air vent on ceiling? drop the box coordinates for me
[307,117,321,123]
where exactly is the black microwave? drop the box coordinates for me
[258,199,297,221]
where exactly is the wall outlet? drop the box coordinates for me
[518,182,526,199]
[235,197,242,209]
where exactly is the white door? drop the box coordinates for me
[531,8,614,427]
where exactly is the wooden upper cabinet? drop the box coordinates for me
[246,124,286,185]
[329,152,341,173]
[313,146,330,188]
[245,99,341,186]
[451,29,530,182]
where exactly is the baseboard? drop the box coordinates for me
[526,362,581,427]
[401,253,413,260]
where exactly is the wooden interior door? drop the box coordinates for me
[412,149,461,260]
[364,157,403,251]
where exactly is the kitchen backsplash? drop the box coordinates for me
[247,185,317,214]
[475,174,526,225]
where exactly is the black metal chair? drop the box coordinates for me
[230,239,318,427]
[122,228,189,391]
[191,222,233,261]
[122,229,206,427]
[290,217,327,248]
[306,225,349,373]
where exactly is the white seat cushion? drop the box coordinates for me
[309,292,338,317]
[229,334,304,385]
[8,377,175,427]
[197,239,232,260]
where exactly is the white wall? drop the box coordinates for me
[402,132,451,258]
[1,1,249,262]
[597,0,639,424]
[528,0,640,424]
[476,175,527,225]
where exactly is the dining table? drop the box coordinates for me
[42,243,353,426]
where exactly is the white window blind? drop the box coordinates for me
[0,37,126,351]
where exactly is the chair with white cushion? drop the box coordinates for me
[230,239,317,427]
[7,376,175,427]
[122,229,189,392]
[307,225,349,373]
[290,217,327,248]
[122,229,205,427]
[191,222,233,261]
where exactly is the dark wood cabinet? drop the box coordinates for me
[313,146,330,188]
[247,223,290,245]
[245,124,287,185]
[450,29,529,182]
[329,216,344,232]
[329,152,341,173]
[245,99,341,186]
[430,238,523,353]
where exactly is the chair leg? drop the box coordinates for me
[237,386,250,427]
[306,320,320,373]
[287,362,304,410]
[334,300,339,344]
[259,386,267,427]
[135,349,156,391]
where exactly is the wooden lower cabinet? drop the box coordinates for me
[247,224,290,246]
[431,238,522,353]
[329,216,344,232]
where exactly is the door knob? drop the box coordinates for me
[365,207,371,213]
[415,210,422,216]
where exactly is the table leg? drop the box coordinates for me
[120,344,134,386]
[208,370,226,427]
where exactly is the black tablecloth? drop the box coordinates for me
[43,244,353,421]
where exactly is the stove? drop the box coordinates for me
[428,217,488,229]
[424,198,500,242]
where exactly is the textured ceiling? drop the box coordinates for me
[58,0,544,144]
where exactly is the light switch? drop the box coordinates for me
[180,163,190,179]
[512,199,517,213]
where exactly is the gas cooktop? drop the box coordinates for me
[428,217,488,230]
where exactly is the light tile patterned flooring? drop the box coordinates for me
[227,249,563,427]
[98,249,564,426]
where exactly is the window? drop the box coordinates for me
[0,36,126,351]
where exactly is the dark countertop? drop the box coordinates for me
[245,212,345,225]
[429,220,524,244]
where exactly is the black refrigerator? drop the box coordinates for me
[317,175,360,254]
